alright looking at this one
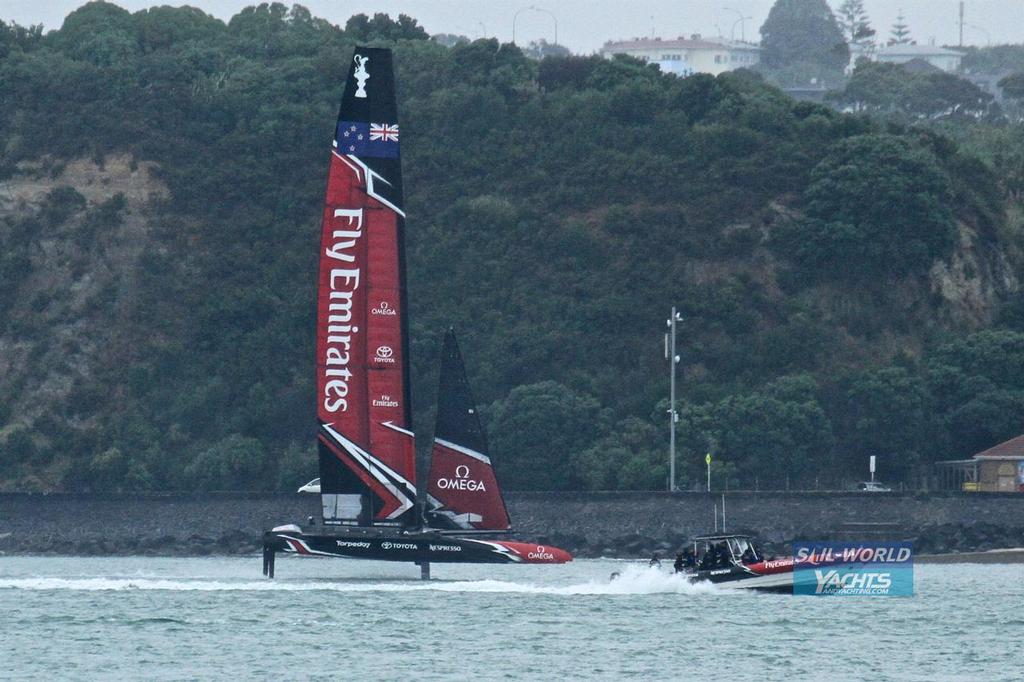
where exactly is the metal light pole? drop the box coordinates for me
[958,0,964,47]
[665,307,683,491]
[531,6,558,47]
[512,6,530,44]
[513,6,558,48]
[723,7,749,42]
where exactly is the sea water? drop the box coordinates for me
[0,556,1020,680]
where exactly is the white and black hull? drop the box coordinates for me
[262,526,571,577]
[683,560,795,594]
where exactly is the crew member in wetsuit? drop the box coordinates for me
[716,542,731,568]
[741,547,756,564]
[649,553,662,568]
[673,552,685,573]
[699,546,715,571]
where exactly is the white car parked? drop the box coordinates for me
[297,478,321,493]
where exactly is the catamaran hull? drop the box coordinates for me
[263,529,571,567]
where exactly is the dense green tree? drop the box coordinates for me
[834,367,936,474]
[928,330,1024,393]
[574,418,665,490]
[133,5,226,53]
[759,0,849,73]
[0,20,43,58]
[1,427,37,468]
[186,435,269,491]
[678,375,834,487]
[923,331,1024,456]
[344,13,428,42]
[52,0,138,67]
[830,61,993,119]
[488,382,606,490]
[944,390,1024,456]
[777,133,956,278]
[83,447,153,492]
[962,45,1024,75]
[998,72,1024,101]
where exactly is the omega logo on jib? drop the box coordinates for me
[436,464,486,491]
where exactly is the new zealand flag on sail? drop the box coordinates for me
[335,121,400,158]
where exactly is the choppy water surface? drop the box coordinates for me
[1,556,1020,680]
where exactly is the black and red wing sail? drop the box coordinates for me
[317,47,416,526]
[425,330,512,531]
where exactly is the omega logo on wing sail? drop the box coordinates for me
[371,301,397,316]
[528,545,555,561]
[322,208,364,413]
[435,464,487,491]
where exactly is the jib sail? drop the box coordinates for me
[425,330,511,531]
[317,47,416,526]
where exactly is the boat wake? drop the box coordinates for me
[0,566,719,595]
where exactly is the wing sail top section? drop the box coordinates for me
[317,47,415,526]
[425,330,511,532]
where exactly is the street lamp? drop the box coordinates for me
[512,6,558,47]
[531,6,558,47]
[722,7,750,42]
[665,307,683,491]
[512,7,529,44]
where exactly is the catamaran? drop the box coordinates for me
[262,47,571,579]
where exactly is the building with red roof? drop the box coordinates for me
[937,435,1024,492]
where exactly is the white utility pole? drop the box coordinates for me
[665,307,683,491]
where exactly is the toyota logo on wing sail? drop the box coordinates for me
[374,345,396,363]
[436,464,486,492]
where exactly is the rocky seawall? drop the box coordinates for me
[1,492,1023,558]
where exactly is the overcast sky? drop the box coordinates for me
[4,1,1023,53]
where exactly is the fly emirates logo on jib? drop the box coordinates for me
[322,207,364,413]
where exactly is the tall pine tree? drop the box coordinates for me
[889,12,911,45]
[836,0,875,45]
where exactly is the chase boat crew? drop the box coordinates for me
[675,534,795,593]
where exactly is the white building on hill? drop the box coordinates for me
[599,36,761,76]
[875,44,964,73]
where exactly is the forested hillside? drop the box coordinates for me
[2,2,1023,492]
